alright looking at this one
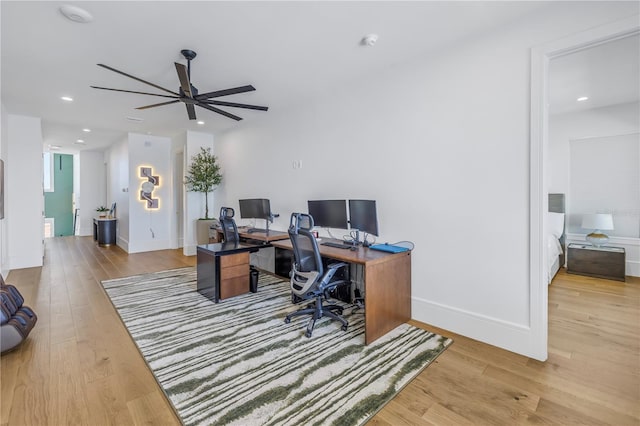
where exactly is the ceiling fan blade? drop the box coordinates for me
[195,85,256,100]
[186,104,197,120]
[91,86,179,99]
[97,64,180,96]
[136,100,181,110]
[174,62,193,98]
[200,100,269,111]
[195,102,242,121]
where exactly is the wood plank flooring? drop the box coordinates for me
[2,236,638,425]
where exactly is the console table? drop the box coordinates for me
[271,238,412,345]
[93,218,117,246]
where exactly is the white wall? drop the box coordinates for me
[183,131,214,256]
[127,133,172,253]
[0,102,8,278]
[549,102,639,193]
[215,3,640,359]
[77,150,107,236]
[107,137,129,250]
[6,115,43,269]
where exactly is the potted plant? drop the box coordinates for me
[184,147,223,244]
[96,206,109,218]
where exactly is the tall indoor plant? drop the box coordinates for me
[185,147,223,244]
[185,147,223,219]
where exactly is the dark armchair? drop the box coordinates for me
[284,213,349,338]
[219,207,239,242]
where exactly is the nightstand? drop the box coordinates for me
[567,243,625,282]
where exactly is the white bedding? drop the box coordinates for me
[547,234,563,283]
[547,211,565,284]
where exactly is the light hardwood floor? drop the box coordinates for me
[1,236,638,425]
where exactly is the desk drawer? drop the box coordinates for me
[220,275,249,299]
[222,264,249,279]
[221,252,249,268]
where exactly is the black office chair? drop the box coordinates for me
[284,213,349,338]
[219,207,239,242]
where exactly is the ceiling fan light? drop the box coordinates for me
[59,5,93,23]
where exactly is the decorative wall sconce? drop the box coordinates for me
[140,167,159,208]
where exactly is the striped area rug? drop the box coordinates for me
[102,267,452,426]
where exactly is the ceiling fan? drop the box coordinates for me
[91,49,268,121]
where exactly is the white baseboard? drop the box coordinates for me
[9,254,43,269]
[184,244,197,256]
[127,239,172,254]
[412,296,545,361]
[78,225,93,236]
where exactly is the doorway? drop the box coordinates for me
[530,15,639,361]
[44,153,74,236]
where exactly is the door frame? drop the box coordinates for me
[529,14,639,361]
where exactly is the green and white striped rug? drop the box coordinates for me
[102,267,452,426]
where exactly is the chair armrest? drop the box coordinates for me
[326,262,348,272]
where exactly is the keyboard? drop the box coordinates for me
[321,241,352,249]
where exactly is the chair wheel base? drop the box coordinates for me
[341,325,348,331]
[284,317,291,324]
[305,331,312,338]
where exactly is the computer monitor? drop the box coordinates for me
[348,199,378,236]
[239,198,270,220]
[239,198,275,233]
[307,200,348,229]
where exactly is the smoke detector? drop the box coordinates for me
[361,34,378,47]
[59,5,93,23]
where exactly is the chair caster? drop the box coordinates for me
[305,330,312,338]
[284,317,291,324]
[341,324,348,331]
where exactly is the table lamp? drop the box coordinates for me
[581,213,614,247]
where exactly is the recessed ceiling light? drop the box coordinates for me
[76,139,85,144]
[61,96,73,102]
[59,5,93,23]
[48,145,61,150]
[577,96,589,102]
[197,121,205,125]
[82,128,91,132]
[361,34,379,46]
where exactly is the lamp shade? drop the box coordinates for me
[581,213,614,231]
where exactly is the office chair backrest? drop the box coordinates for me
[288,213,323,276]
[219,207,239,243]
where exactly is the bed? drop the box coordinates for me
[548,193,565,284]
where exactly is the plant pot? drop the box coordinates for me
[196,219,220,245]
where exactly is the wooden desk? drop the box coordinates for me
[216,227,290,244]
[271,239,412,345]
[197,242,261,303]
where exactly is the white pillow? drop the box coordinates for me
[548,212,565,239]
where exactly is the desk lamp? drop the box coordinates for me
[581,213,614,247]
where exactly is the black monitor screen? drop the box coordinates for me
[307,200,348,229]
[349,199,378,236]
[239,198,271,220]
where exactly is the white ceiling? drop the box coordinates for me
[1,2,637,153]
[549,33,640,115]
